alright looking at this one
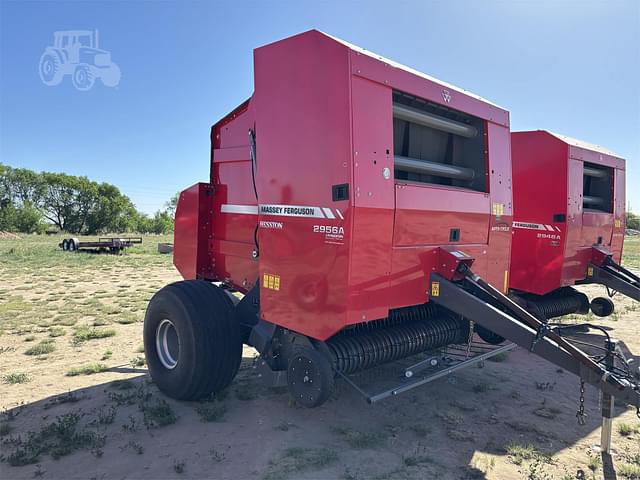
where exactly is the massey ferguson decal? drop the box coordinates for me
[513,221,561,233]
[260,205,321,217]
[259,204,343,219]
[513,221,562,242]
[221,203,344,220]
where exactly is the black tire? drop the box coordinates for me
[69,237,79,251]
[62,239,69,251]
[287,345,334,408]
[591,297,615,317]
[143,280,242,400]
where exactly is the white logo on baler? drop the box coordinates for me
[259,221,283,229]
[513,221,561,232]
[314,225,345,244]
[442,90,451,103]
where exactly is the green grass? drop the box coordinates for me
[115,312,139,325]
[264,448,338,480]
[24,339,56,356]
[2,372,31,384]
[195,401,227,422]
[3,412,105,466]
[139,398,177,428]
[108,379,135,390]
[588,455,602,472]
[0,234,174,337]
[66,363,109,376]
[619,464,640,479]
[48,326,66,337]
[71,327,116,344]
[505,443,539,465]
[622,237,640,269]
[130,356,146,367]
[617,423,639,437]
[44,392,83,409]
[331,426,385,449]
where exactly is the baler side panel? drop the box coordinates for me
[393,186,490,246]
[347,76,395,324]
[510,132,567,295]
[173,183,215,280]
[485,122,513,292]
[344,46,511,312]
[563,146,622,287]
[210,105,259,291]
[562,158,589,285]
[253,31,352,340]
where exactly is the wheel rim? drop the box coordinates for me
[156,319,179,369]
[289,355,323,404]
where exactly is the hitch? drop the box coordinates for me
[429,249,640,408]
[582,245,640,302]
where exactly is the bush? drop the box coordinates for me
[0,201,46,233]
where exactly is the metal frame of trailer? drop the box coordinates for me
[59,236,142,253]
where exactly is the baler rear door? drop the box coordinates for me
[391,93,490,247]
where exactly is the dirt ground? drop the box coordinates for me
[1,236,639,480]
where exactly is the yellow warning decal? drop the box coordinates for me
[431,282,440,297]
[587,266,593,277]
[263,273,281,291]
[492,203,504,216]
[615,219,622,228]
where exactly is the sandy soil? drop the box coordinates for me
[1,238,639,480]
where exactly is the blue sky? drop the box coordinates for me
[0,0,638,214]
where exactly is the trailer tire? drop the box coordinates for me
[62,239,69,251]
[143,280,242,400]
[69,238,79,251]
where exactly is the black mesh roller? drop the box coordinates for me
[522,287,590,321]
[327,315,469,374]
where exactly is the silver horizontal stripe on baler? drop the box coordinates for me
[220,204,344,219]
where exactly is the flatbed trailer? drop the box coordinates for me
[60,236,142,254]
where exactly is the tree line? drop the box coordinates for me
[0,163,176,234]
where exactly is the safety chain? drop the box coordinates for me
[637,406,640,420]
[576,380,587,425]
[465,321,475,359]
